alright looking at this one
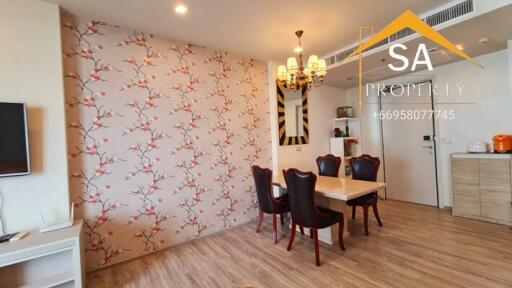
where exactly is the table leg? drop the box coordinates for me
[339,201,350,239]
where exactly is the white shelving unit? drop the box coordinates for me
[330,118,363,177]
[0,220,84,288]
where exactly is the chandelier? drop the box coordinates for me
[277,30,327,90]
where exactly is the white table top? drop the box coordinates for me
[273,174,386,201]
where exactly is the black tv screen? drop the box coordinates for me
[0,102,30,176]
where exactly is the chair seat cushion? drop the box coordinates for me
[271,194,290,213]
[347,192,378,206]
[316,207,342,229]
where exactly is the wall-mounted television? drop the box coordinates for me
[0,102,30,177]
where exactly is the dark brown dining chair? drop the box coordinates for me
[348,154,382,236]
[316,154,342,177]
[252,165,304,244]
[283,168,345,266]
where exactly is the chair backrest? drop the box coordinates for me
[316,154,341,177]
[252,165,276,213]
[349,154,380,182]
[283,168,322,227]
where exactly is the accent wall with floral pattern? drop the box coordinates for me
[61,16,271,269]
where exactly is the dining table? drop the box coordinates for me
[272,173,386,245]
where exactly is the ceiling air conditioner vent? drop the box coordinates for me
[326,0,473,66]
[327,47,357,65]
[366,38,390,51]
[389,27,415,42]
[424,0,473,27]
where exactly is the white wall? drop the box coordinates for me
[509,40,512,98]
[306,85,348,169]
[267,62,347,173]
[345,49,512,207]
[0,0,69,232]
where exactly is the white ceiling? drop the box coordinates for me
[43,0,452,61]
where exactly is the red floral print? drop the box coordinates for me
[62,17,270,269]
[119,31,171,251]
[63,20,127,266]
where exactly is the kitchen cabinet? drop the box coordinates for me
[451,153,512,225]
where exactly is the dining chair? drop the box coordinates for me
[348,154,382,236]
[313,154,342,237]
[252,165,304,244]
[283,168,345,266]
[316,154,342,177]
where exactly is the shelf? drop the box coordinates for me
[333,117,359,122]
[0,221,83,288]
[21,271,74,288]
[0,221,82,267]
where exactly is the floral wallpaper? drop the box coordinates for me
[61,16,270,269]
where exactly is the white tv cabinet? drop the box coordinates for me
[0,220,84,288]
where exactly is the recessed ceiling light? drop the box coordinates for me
[428,47,439,53]
[175,4,188,15]
[478,37,489,44]
[456,44,463,50]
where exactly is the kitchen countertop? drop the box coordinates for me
[452,152,512,159]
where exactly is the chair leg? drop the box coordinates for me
[287,221,296,251]
[299,226,305,235]
[256,210,263,233]
[310,229,313,239]
[338,215,345,251]
[280,213,285,226]
[313,229,320,266]
[352,206,356,219]
[372,204,383,227]
[272,214,277,244]
[363,205,369,236]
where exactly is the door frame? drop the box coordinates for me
[377,79,440,207]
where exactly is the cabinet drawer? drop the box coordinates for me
[452,159,479,185]
[452,183,479,197]
[453,193,480,217]
[481,189,512,222]
[480,188,512,202]
[479,159,511,193]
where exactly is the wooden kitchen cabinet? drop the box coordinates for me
[451,154,512,225]
[452,158,480,217]
[479,159,512,222]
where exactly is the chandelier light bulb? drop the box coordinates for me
[286,57,298,72]
[277,65,288,81]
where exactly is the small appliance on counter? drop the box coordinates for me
[492,134,512,153]
[466,141,489,153]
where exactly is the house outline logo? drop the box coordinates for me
[347,9,482,104]
[348,10,480,66]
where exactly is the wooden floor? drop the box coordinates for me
[87,200,512,287]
